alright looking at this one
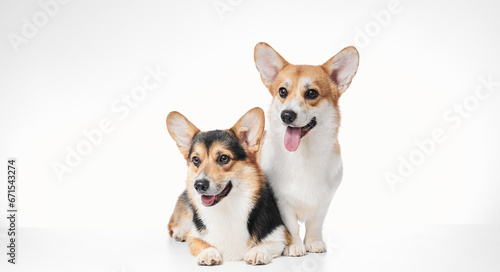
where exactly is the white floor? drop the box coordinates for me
[1,226,499,272]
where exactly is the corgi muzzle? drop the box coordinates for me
[282,112,317,152]
[194,179,233,207]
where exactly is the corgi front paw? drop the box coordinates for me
[196,247,222,266]
[305,240,327,253]
[283,243,306,257]
[245,248,272,265]
[170,228,188,242]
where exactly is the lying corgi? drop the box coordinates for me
[166,107,290,265]
[254,42,359,256]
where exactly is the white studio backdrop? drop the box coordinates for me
[0,0,499,231]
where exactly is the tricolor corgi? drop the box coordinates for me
[166,107,290,265]
[254,43,359,256]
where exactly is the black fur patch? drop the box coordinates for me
[182,190,206,233]
[188,130,247,161]
[247,182,285,243]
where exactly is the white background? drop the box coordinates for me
[1,0,500,271]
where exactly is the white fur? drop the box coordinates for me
[193,172,227,196]
[196,247,222,265]
[300,77,312,88]
[261,98,343,256]
[244,226,287,265]
[191,170,288,261]
[259,225,288,251]
[284,79,291,87]
[280,77,318,127]
[171,220,192,241]
[192,177,254,261]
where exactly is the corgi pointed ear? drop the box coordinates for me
[231,107,265,154]
[254,42,289,88]
[166,111,200,159]
[322,46,359,94]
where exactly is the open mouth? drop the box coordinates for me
[200,181,233,207]
[284,117,317,152]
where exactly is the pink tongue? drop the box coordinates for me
[284,127,301,152]
[201,195,215,206]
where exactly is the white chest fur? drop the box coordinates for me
[261,103,343,221]
[195,184,253,261]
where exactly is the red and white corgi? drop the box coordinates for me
[166,107,290,265]
[254,43,359,256]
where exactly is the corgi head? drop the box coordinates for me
[166,108,265,208]
[254,42,359,152]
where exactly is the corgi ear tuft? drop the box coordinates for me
[166,111,200,159]
[231,107,265,154]
[254,42,289,88]
[322,46,359,94]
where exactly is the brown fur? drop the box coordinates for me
[254,42,358,155]
[270,65,340,108]
[255,130,266,166]
[167,193,193,240]
[178,108,267,210]
[284,228,292,246]
[188,237,214,256]
[166,108,288,264]
[183,135,264,206]
[333,139,341,155]
[269,64,343,154]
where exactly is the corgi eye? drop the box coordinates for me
[279,87,288,99]
[218,154,231,165]
[191,156,201,167]
[305,89,319,100]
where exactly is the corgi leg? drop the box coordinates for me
[245,241,282,265]
[168,191,193,242]
[279,203,306,257]
[188,237,222,266]
[304,210,327,253]
[245,226,288,265]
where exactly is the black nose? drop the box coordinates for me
[281,110,297,124]
[194,179,209,193]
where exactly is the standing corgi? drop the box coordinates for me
[166,107,290,265]
[254,43,359,256]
